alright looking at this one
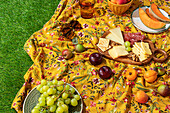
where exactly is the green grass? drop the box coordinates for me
[0,0,60,112]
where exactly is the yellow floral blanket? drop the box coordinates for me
[12,0,170,112]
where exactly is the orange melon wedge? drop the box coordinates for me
[139,8,166,29]
[145,8,159,21]
[150,3,170,22]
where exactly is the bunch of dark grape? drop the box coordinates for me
[31,79,81,113]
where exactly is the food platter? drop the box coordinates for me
[131,6,170,33]
[23,83,83,113]
[97,30,168,65]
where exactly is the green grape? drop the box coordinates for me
[37,84,43,91]
[64,98,71,104]
[65,85,70,90]
[63,111,69,113]
[46,96,50,101]
[57,86,64,91]
[42,85,49,92]
[43,92,48,97]
[34,104,41,110]
[62,92,69,99]
[39,88,44,93]
[74,95,80,100]
[31,108,40,113]
[61,104,68,111]
[40,110,47,113]
[125,46,132,52]
[52,79,58,85]
[47,98,54,106]
[47,88,53,95]
[58,98,64,102]
[69,88,75,94]
[50,104,57,112]
[56,106,64,113]
[41,79,47,85]
[47,81,53,86]
[56,91,62,95]
[38,97,45,102]
[57,81,64,86]
[124,41,131,47]
[53,88,57,94]
[71,99,78,106]
[57,100,64,106]
[39,100,45,106]
[151,39,156,43]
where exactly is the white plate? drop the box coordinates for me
[131,6,170,33]
[23,83,83,113]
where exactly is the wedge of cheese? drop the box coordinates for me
[98,38,110,47]
[108,46,129,59]
[106,33,123,45]
[109,27,124,45]
[97,44,111,52]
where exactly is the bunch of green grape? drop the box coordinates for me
[31,79,81,113]
[124,41,132,52]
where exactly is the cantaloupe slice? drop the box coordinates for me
[145,8,159,21]
[150,3,170,22]
[139,8,165,29]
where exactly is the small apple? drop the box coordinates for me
[75,44,85,53]
[89,53,103,66]
[157,66,166,76]
[157,85,170,97]
[98,66,113,79]
[62,49,73,59]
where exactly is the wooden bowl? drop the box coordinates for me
[108,0,133,15]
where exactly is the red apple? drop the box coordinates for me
[98,66,113,79]
[89,53,103,66]
[62,49,73,59]
[157,85,170,97]
[116,0,128,4]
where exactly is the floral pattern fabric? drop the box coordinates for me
[12,0,170,113]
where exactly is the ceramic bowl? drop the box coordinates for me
[23,83,83,113]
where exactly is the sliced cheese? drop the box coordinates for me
[98,38,110,47]
[134,43,146,54]
[109,27,124,44]
[108,46,129,59]
[135,42,145,52]
[106,33,123,45]
[132,47,140,56]
[141,42,152,55]
[97,44,111,52]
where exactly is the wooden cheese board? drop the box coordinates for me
[97,30,168,65]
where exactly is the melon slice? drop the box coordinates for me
[145,8,159,21]
[139,8,166,29]
[150,3,170,22]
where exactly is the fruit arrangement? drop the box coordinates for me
[139,4,170,30]
[31,79,81,113]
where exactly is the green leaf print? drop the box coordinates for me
[72,76,83,81]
